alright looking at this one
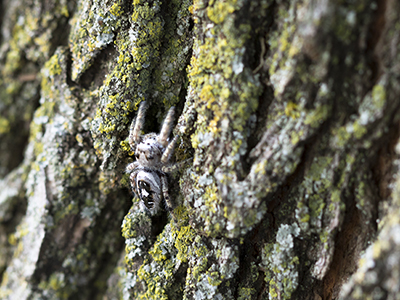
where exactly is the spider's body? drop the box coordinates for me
[126,102,177,215]
[134,132,163,168]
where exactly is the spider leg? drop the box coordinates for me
[161,135,179,164]
[126,161,139,174]
[158,106,175,147]
[130,171,139,196]
[129,101,148,148]
[162,158,192,173]
[161,174,173,212]
[127,163,143,197]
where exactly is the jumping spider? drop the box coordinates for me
[126,102,178,216]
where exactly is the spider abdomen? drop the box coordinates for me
[135,170,162,213]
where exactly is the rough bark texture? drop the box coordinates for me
[1,0,400,299]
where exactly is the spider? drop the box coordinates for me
[126,101,178,215]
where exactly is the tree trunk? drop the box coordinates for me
[1,0,400,299]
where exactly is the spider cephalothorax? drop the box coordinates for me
[126,102,178,215]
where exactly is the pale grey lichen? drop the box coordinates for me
[69,0,126,80]
[262,223,300,300]
[0,168,47,299]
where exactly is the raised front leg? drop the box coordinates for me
[129,101,148,148]
[158,106,175,147]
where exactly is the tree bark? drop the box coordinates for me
[1,0,400,299]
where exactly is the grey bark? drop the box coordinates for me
[1,0,400,300]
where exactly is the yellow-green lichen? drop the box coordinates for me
[206,0,238,24]
[69,0,126,79]
[41,53,63,99]
[371,84,386,110]
[37,272,71,300]
[285,101,300,119]
[304,104,330,128]
[175,225,196,263]
[187,0,264,238]
[110,3,123,17]
[89,0,193,171]
[0,117,10,135]
[261,224,300,299]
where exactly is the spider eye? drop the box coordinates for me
[148,156,154,160]
[138,180,151,192]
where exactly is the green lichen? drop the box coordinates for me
[261,223,300,300]
[236,262,259,299]
[206,0,237,24]
[187,0,265,238]
[285,101,300,119]
[0,118,10,135]
[371,84,386,110]
[41,54,62,97]
[121,199,237,298]
[86,0,192,172]
[1,45,127,298]
[269,22,298,79]
[175,225,196,263]
[69,0,126,80]
[137,260,170,300]
[37,273,71,300]
[0,1,71,177]
[304,104,331,128]
[122,203,197,299]
[28,52,62,157]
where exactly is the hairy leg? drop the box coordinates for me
[129,101,148,148]
[161,135,179,164]
[158,106,175,147]
[161,175,173,211]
